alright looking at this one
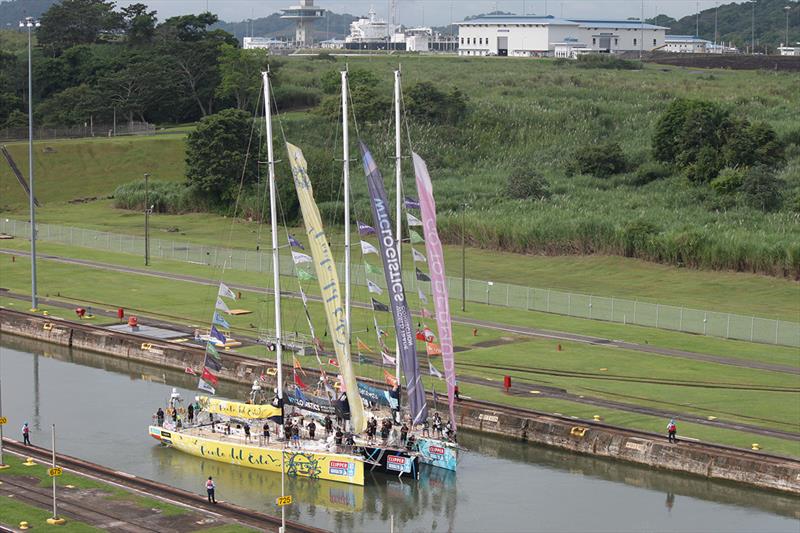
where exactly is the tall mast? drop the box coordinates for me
[263,70,283,401]
[342,69,351,348]
[393,67,402,387]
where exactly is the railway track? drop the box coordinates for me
[0,439,328,533]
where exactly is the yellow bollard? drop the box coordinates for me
[47,517,67,525]
[43,310,49,316]
[23,457,36,467]
[752,443,761,451]
[19,521,30,530]
[593,415,602,421]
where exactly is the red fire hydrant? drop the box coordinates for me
[128,316,139,329]
[503,375,512,393]
[117,307,125,321]
[75,307,86,319]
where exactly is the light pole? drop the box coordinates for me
[785,6,792,49]
[144,173,150,266]
[461,202,468,312]
[751,0,756,54]
[20,16,40,311]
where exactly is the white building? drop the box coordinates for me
[243,37,292,50]
[778,45,800,56]
[663,35,711,53]
[455,15,667,57]
[405,27,431,52]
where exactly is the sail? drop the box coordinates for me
[199,396,282,420]
[412,152,458,429]
[286,142,367,433]
[360,141,428,425]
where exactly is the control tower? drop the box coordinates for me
[281,0,325,47]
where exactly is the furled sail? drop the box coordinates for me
[360,141,428,425]
[286,142,367,433]
[412,152,458,429]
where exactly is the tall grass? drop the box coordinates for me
[113,179,203,214]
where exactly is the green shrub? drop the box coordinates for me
[113,180,199,213]
[710,167,746,195]
[505,167,550,200]
[740,166,785,212]
[620,219,660,258]
[571,142,628,178]
[630,162,671,186]
[722,121,785,169]
[272,84,322,109]
[575,54,641,70]
[406,82,469,125]
[780,127,800,147]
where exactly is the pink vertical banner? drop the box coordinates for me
[412,152,457,429]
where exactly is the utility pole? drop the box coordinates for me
[461,203,467,312]
[144,173,150,266]
[640,0,645,59]
[785,6,792,48]
[696,0,700,37]
[20,17,39,311]
[752,0,756,54]
[715,2,719,46]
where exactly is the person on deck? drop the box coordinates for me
[324,415,333,436]
[156,408,165,426]
[187,403,194,423]
[206,477,217,504]
[334,427,344,452]
[244,423,251,443]
[307,420,317,440]
[667,419,678,443]
[405,434,416,451]
[22,423,31,446]
[433,413,443,438]
[262,423,270,445]
[421,418,430,437]
[400,423,409,444]
[292,425,300,448]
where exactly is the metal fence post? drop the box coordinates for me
[750,316,755,342]
[633,301,637,324]
[506,285,509,307]
[611,297,615,322]
[679,308,683,331]
[775,320,779,345]
[527,287,531,310]
[703,312,707,335]
[656,304,660,328]
[546,289,550,313]
[588,295,592,319]
[568,294,571,316]
[726,314,730,338]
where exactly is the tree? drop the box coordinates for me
[572,142,628,178]
[34,84,106,126]
[505,167,550,200]
[217,44,269,111]
[740,166,785,212]
[722,121,785,169]
[406,82,468,125]
[122,3,157,46]
[185,108,257,204]
[37,0,124,53]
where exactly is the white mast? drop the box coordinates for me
[262,70,283,403]
[394,67,402,387]
[342,69,351,348]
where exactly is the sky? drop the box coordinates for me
[134,1,729,26]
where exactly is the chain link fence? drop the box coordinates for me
[2,218,798,348]
[0,121,155,142]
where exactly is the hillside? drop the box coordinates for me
[0,0,56,26]
[213,11,357,42]
[668,0,799,50]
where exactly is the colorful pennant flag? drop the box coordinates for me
[357,220,376,235]
[288,234,305,249]
[406,213,422,226]
[293,355,306,375]
[417,288,428,304]
[197,379,215,395]
[383,369,398,388]
[372,298,390,312]
[412,248,427,263]
[360,240,379,255]
[357,338,374,353]
[212,311,230,329]
[297,268,315,281]
[328,358,340,367]
[205,355,223,372]
[292,250,313,264]
[210,326,226,344]
[294,372,308,390]
[410,230,424,244]
[364,261,382,275]
[206,342,220,360]
[184,367,197,375]
[427,341,442,356]
[416,268,431,282]
[423,326,435,342]
[416,330,427,342]
[404,196,420,209]
[429,362,443,379]
[202,367,219,386]
[382,350,397,366]
[299,287,308,305]
[218,283,236,299]
[367,280,383,295]
[215,297,230,313]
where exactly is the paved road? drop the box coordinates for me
[3,248,796,375]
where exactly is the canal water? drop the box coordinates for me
[0,335,797,533]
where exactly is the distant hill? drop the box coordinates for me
[0,0,57,27]
[214,11,357,42]
[666,0,799,51]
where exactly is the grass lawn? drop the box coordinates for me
[1,238,797,369]
[2,250,796,453]
[3,198,798,321]
[0,497,102,532]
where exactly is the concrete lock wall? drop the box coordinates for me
[2,308,799,495]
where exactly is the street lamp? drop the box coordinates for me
[785,6,792,49]
[19,16,40,311]
[751,0,756,54]
[144,173,150,266]
[461,202,469,312]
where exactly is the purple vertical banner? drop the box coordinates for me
[360,141,428,425]
[412,152,457,429]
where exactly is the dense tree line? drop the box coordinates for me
[0,0,274,128]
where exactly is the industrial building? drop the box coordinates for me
[455,15,667,57]
[663,35,711,53]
